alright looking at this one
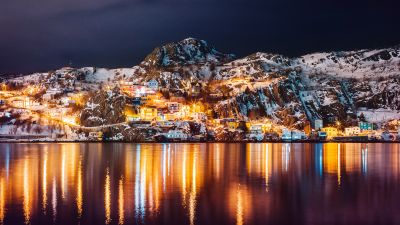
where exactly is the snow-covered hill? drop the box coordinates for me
[3,38,400,129]
[140,38,235,67]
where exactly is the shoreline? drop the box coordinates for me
[0,140,399,144]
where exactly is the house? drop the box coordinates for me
[133,85,147,97]
[146,79,159,90]
[220,118,239,129]
[88,132,103,141]
[321,127,338,139]
[248,125,264,141]
[132,97,143,106]
[190,83,201,97]
[43,88,62,100]
[317,131,327,140]
[140,107,158,121]
[359,122,373,131]
[164,130,188,141]
[11,99,25,108]
[281,128,292,141]
[291,130,307,140]
[170,96,185,103]
[126,114,140,121]
[345,127,361,136]
[313,119,323,130]
[167,102,181,113]
[192,112,207,121]
[249,124,263,133]
[304,122,312,136]
[161,113,176,121]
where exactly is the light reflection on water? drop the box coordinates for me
[0,143,399,224]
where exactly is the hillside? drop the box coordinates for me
[1,38,399,141]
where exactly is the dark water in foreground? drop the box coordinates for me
[0,143,399,225]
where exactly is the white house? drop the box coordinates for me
[345,126,361,136]
[313,119,323,130]
[165,130,188,140]
[146,79,159,90]
[282,128,292,141]
[291,130,307,140]
[248,125,264,141]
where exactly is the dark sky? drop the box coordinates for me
[0,0,399,75]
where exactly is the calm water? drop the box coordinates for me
[0,143,399,225]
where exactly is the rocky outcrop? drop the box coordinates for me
[141,38,235,67]
[80,87,126,127]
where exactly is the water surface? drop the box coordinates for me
[0,143,399,225]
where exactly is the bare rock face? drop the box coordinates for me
[214,80,307,129]
[141,38,235,67]
[214,127,245,142]
[80,87,126,127]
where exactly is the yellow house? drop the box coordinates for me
[321,127,339,139]
[140,107,158,121]
[227,121,239,129]
[246,122,271,132]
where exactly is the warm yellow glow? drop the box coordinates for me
[62,116,79,126]
[61,149,66,199]
[118,177,124,225]
[228,184,251,225]
[105,168,111,225]
[189,153,197,225]
[338,144,341,186]
[264,144,270,190]
[42,150,48,213]
[76,157,83,218]
[236,187,244,225]
[182,149,187,205]
[23,159,31,225]
[0,178,5,224]
[324,143,340,174]
[52,178,57,221]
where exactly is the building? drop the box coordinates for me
[291,130,307,140]
[345,126,361,136]
[220,118,239,129]
[166,102,181,113]
[321,127,338,139]
[43,88,62,100]
[140,107,158,121]
[249,124,263,133]
[164,130,188,141]
[146,79,159,90]
[190,83,201,97]
[170,96,185,103]
[359,121,373,131]
[192,112,207,121]
[11,99,25,108]
[88,132,103,141]
[248,125,264,141]
[317,131,327,140]
[304,122,312,136]
[281,129,306,141]
[281,128,292,141]
[313,119,323,130]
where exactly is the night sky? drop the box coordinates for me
[0,0,399,75]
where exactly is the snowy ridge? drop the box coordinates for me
[3,39,400,130]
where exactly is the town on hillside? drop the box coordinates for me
[0,67,399,142]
